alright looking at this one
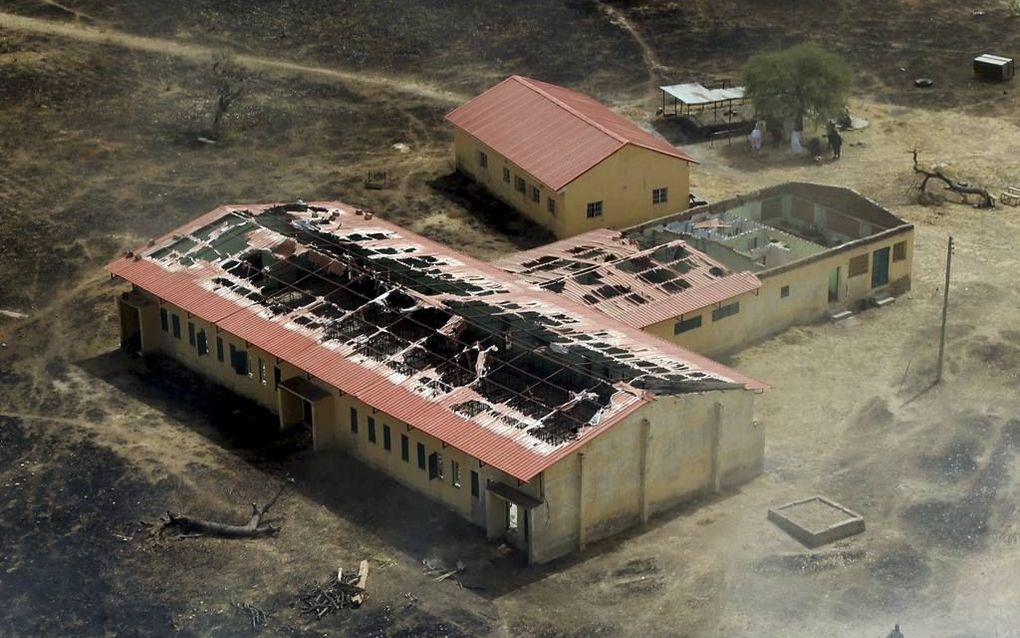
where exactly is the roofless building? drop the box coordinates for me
[109,201,765,564]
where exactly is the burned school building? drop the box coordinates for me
[109,202,766,564]
[497,183,914,357]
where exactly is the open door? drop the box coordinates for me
[276,376,334,450]
[827,266,840,302]
[486,480,542,562]
[871,247,890,289]
[119,302,142,352]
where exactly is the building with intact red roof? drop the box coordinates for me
[109,200,765,564]
[445,75,697,239]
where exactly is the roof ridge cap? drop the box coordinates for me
[512,76,629,146]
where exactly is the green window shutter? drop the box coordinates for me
[711,302,740,322]
[229,344,248,375]
[674,314,702,335]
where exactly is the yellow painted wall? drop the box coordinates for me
[644,230,915,358]
[316,391,500,527]
[128,291,759,565]
[453,128,564,235]
[560,145,690,238]
[453,129,690,239]
[151,300,310,411]
[136,294,520,537]
[531,388,760,563]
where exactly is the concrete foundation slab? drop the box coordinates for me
[873,296,896,307]
[768,496,865,548]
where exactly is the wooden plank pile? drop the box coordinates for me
[296,561,369,619]
[1001,186,1020,206]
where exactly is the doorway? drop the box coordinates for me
[302,398,313,426]
[119,301,142,352]
[828,266,841,302]
[871,247,890,289]
[505,501,529,547]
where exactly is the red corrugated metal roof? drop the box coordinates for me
[615,271,761,327]
[216,308,322,363]
[445,76,696,191]
[108,258,256,322]
[107,201,765,483]
[496,230,762,328]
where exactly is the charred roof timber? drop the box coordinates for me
[111,202,764,477]
[495,229,763,329]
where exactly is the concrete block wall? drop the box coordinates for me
[532,388,761,563]
[644,228,915,358]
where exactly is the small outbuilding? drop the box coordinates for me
[446,75,697,239]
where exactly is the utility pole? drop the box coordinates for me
[935,236,954,383]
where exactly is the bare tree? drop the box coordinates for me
[209,53,257,140]
[911,150,995,209]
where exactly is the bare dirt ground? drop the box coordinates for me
[2,1,1020,636]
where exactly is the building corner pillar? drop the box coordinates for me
[639,418,651,524]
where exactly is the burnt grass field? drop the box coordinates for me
[3,1,1020,636]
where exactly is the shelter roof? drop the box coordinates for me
[659,83,746,106]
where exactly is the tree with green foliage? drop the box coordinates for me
[742,43,853,129]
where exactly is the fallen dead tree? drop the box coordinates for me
[296,561,370,618]
[158,477,291,540]
[912,149,995,208]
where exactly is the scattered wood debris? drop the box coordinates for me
[296,561,370,619]
[158,477,291,540]
[232,601,268,630]
[422,557,467,582]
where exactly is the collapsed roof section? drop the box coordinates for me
[108,202,764,481]
[627,182,915,275]
[496,229,762,328]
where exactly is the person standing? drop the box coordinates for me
[790,129,803,155]
[827,124,843,159]
[749,122,764,154]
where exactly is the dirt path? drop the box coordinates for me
[594,1,665,91]
[0,11,469,104]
